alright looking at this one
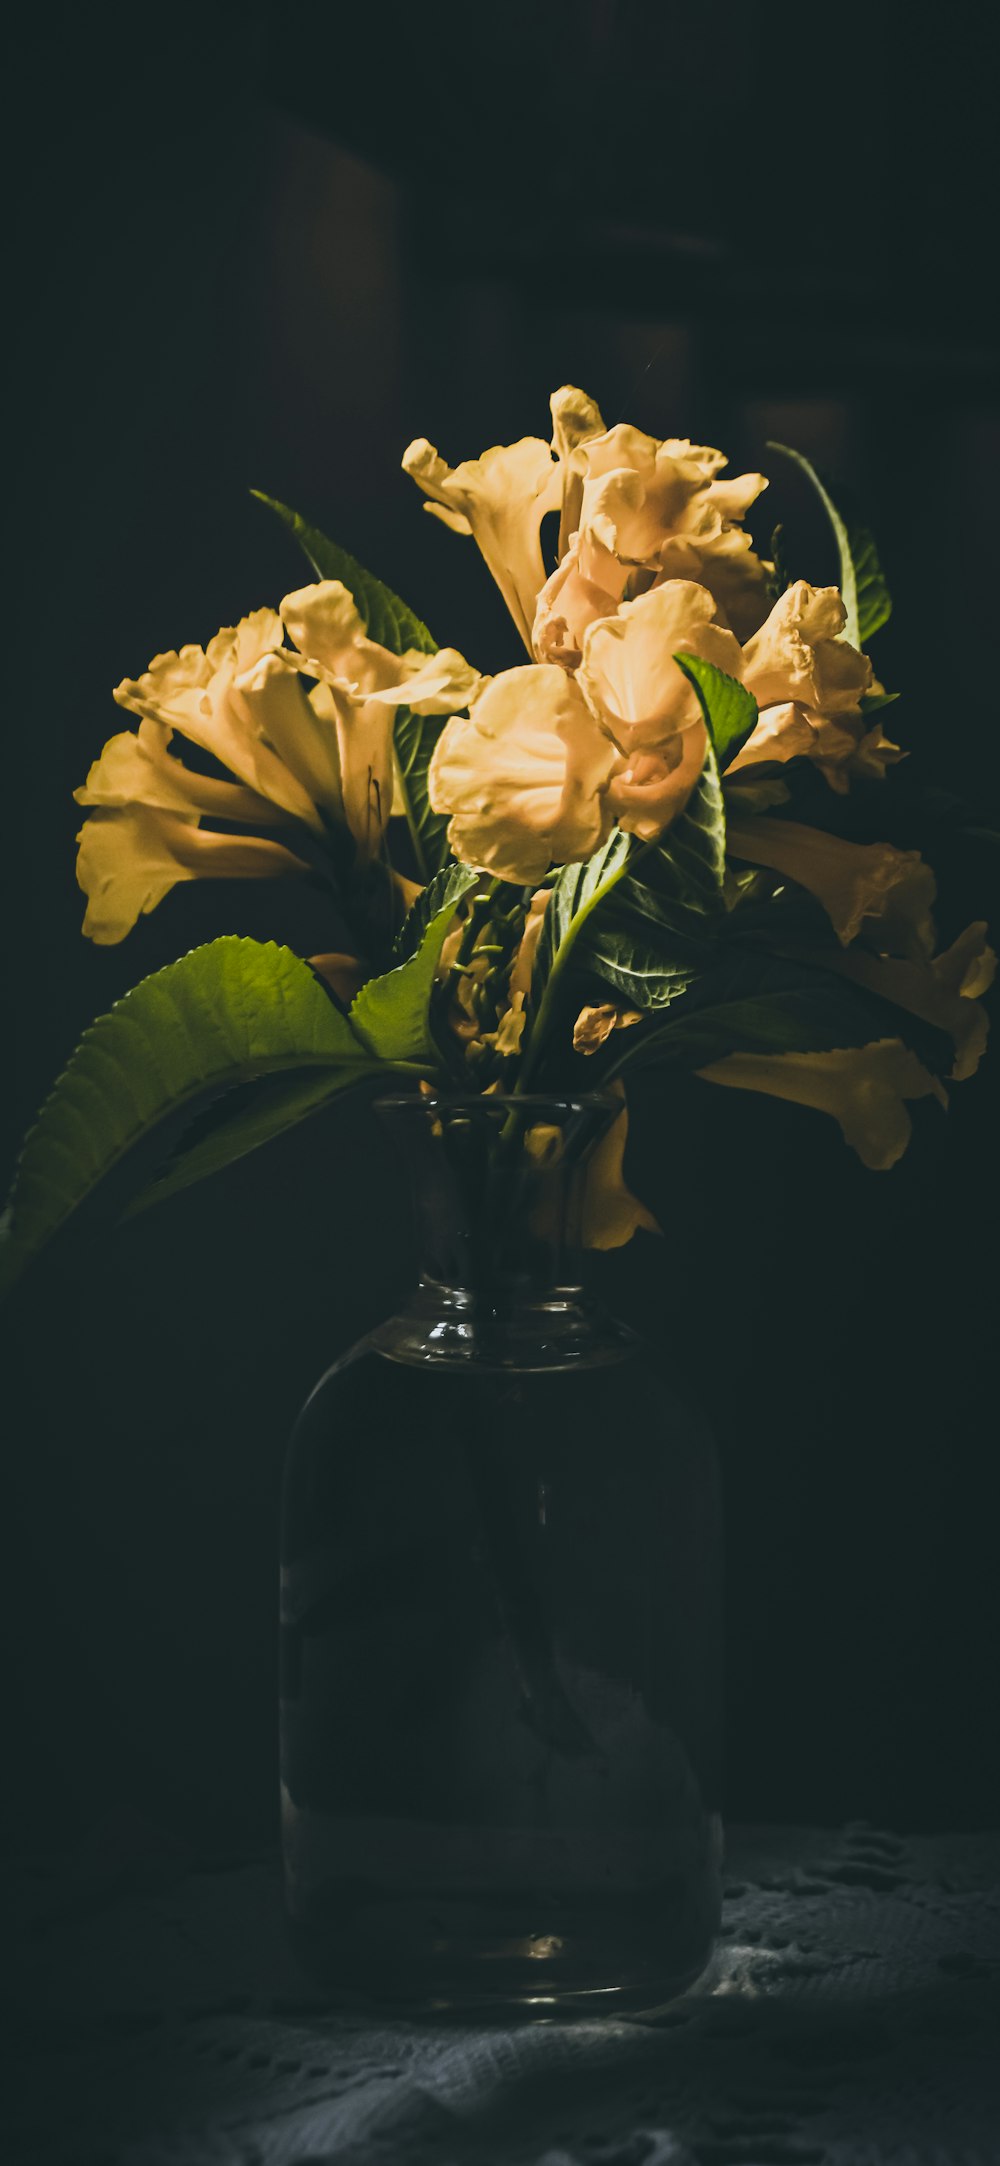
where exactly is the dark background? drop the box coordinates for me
[3,1,999,1860]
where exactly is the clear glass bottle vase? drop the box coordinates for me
[280,1093,723,2017]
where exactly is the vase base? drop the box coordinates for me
[284,1870,721,2022]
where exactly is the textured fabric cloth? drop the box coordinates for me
[4,1823,999,2164]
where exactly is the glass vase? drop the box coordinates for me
[280,1092,723,2017]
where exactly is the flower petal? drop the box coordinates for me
[698,1039,947,1170]
[75,804,307,945]
[576,1079,661,1248]
[74,719,285,825]
[578,579,743,751]
[572,1002,643,1054]
[428,665,618,884]
[402,434,561,653]
[114,612,322,832]
[726,814,937,952]
[828,923,996,1081]
[742,582,872,715]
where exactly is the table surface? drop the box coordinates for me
[4,1822,999,2166]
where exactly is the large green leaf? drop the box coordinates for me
[766,444,892,648]
[252,489,451,879]
[674,652,758,766]
[123,1069,367,1221]
[252,490,437,653]
[392,863,479,961]
[350,888,470,1064]
[0,938,390,1293]
[525,746,727,1064]
[605,952,952,1079]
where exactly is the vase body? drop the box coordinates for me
[280,1096,723,2016]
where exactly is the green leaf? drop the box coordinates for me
[674,652,758,766]
[766,443,892,648]
[0,938,383,1294]
[392,863,479,961]
[392,706,452,880]
[251,490,437,653]
[350,889,470,1064]
[526,744,727,1064]
[124,1069,365,1220]
[606,951,952,1079]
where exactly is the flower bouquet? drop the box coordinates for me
[1,385,993,1283]
[4,386,993,2014]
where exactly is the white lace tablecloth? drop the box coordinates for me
[4,1823,999,2165]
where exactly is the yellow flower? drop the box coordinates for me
[76,611,328,943]
[76,798,307,946]
[699,1039,947,1170]
[575,1079,661,1248]
[725,814,937,954]
[280,580,481,859]
[75,587,481,940]
[569,425,770,639]
[402,434,562,657]
[428,665,620,884]
[578,581,742,841]
[110,611,327,829]
[726,582,901,795]
[826,921,995,1081]
[578,579,742,753]
[403,387,608,656]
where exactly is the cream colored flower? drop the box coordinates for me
[575,581,741,841]
[827,921,995,1081]
[726,582,899,795]
[76,583,481,942]
[578,580,743,751]
[76,609,335,941]
[532,520,630,668]
[725,814,937,954]
[75,802,307,946]
[403,386,607,656]
[571,426,770,639]
[280,580,481,858]
[428,666,620,884]
[699,1039,947,1170]
[402,434,561,656]
[575,1079,661,1247]
[111,610,325,830]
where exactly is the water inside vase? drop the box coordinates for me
[280,1096,723,2015]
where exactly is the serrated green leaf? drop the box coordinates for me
[124,1068,364,1220]
[251,490,437,653]
[0,938,386,1294]
[674,652,758,766]
[766,443,892,649]
[392,863,479,961]
[350,890,469,1064]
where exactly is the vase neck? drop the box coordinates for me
[371,1095,635,1372]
